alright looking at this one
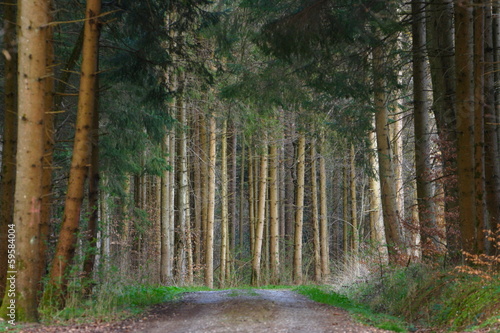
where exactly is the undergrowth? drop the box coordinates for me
[295,285,408,332]
[339,262,500,332]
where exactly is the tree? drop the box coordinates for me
[0,0,50,321]
[454,0,476,254]
[0,0,18,302]
[412,0,436,252]
[373,43,405,263]
[293,134,306,284]
[45,0,102,305]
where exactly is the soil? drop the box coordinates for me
[16,289,393,333]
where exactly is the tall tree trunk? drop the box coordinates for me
[205,116,217,288]
[0,0,49,321]
[484,2,500,244]
[175,85,188,283]
[45,0,101,306]
[342,164,350,257]
[83,59,100,284]
[454,0,476,254]
[473,0,486,253]
[239,142,246,253]
[293,134,306,284]
[368,122,387,261]
[248,145,256,256]
[426,0,460,260]
[251,142,268,286]
[412,0,437,253]
[269,144,280,284]
[220,120,229,287]
[350,144,359,256]
[0,0,18,302]
[373,44,406,264]
[310,141,321,282]
[161,134,173,283]
[192,112,203,271]
[228,120,237,255]
[318,138,330,279]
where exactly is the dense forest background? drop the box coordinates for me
[1,0,500,326]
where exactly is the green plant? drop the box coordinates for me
[295,285,407,332]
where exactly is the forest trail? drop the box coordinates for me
[18,289,391,332]
[125,289,391,333]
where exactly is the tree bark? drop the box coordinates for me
[251,142,268,286]
[0,0,49,321]
[293,134,306,284]
[373,44,405,264]
[0,0,18,301]
[318,138,330,280]
[45,0,101,306]
[205,116,216,288]
[350,144,359,256]
[268,143,280,284]
[220,120,229,287]
[412,0,437,253]
[454,0,476,254]
[310,141,321,282]
[473,0,486,253]
[484,2,500,245]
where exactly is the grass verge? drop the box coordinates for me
[295,285,408,332]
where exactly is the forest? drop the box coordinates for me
[1,0,500,331]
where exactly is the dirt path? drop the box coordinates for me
[19,289,392,332]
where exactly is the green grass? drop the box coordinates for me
[295,285,408,332]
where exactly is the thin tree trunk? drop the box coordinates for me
[0,0,18,301]
[311,141,321,282]
[251,142,268,286]
[368,121,387,260]
[161,134,173,283]
[412,0,436,253]
[454,0,476,254]
[350,144,358,256]
[269,144,280,284]
[473,0,486,253]
[239,142,246,253]
[343,165,349,257]
[220,120,229,287]
[45,0,101,306]
[293,134,306,284]
[373,44,405,264]
[484,2,500,244]
[205,116,216,288]
[318,138,330,280]
[248,146,255,256]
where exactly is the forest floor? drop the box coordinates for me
[16,289,395,332]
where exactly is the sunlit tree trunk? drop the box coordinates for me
[161,134,173,283]
[293,134,305,284]
[175,84,188,283]
[239,142,246,253]
[205,116,217,288]
[251,141,268,286]
[412,0,436,252]
[0,0,49,320]
[269,143,280,284]
[368,122,387,261]
[0,0,18,301]
[454,0,476,254]
[45,0,101,305]
[373,44,405,264]
[192,113,203,270]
